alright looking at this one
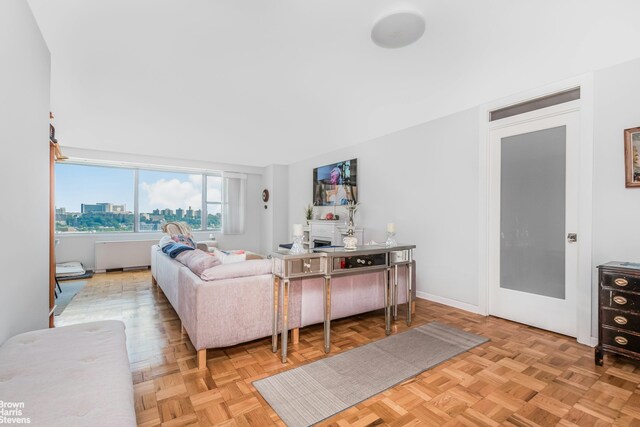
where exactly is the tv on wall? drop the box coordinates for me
[313,158,357,206]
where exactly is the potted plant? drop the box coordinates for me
[304,203,314,225]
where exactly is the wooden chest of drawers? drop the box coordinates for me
[596,262,640,365]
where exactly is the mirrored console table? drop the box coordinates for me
[271,244,415,363]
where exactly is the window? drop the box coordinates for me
[489,88,581,122]
[55,164,134,233]
[206,176,222,230]
[138,170,203,232]
[55,163,228,233]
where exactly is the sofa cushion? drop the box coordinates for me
[176,249,221,277]
[0,321,135,427]
[201,259,272,281]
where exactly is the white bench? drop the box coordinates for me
[0,321,136,427]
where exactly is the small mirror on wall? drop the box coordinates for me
[624,127,640,188]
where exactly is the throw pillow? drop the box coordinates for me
[171,234,196,248]
[176,249,221,277]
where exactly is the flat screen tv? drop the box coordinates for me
[313,158,357,206]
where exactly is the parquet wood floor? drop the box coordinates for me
[56,270,640,426]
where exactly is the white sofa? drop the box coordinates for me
[151,245,295,370]
[151,245,416,370]
[0,321,136,427]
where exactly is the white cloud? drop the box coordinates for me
[140,178,202,212]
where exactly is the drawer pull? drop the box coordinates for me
[614,316,628,325]
[613,296,628,305]
[614,336,629,346]
[614,278,629,287]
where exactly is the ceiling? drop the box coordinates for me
[28,0,640,167]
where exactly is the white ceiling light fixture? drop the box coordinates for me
[371,11,426,49]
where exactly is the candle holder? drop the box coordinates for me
[291,235,305,254]
[385,231,397,247]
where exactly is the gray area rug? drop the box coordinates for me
[253,321,488,427]
[54,281,87,316]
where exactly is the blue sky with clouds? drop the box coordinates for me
[56,164,221,213]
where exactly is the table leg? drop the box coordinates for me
[407,252,413,326]
[393,264,399,320]
[384,267,391,335]
[324,275,331,353]
[271,275,279,353]
[281,278,290,363]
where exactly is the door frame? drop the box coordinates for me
[477,74,595,346]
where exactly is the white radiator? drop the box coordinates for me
[95,239,157,271]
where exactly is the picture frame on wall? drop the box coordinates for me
[624,127,640,188]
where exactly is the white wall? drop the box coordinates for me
[261,166,274,255]
[0,0,50,343]
[288,108,480,308]
[287,56,640,334]
[56,173,264,269]
[272,166,290,249]
[261,165,290,254]
[591,57,640,334]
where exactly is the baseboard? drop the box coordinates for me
[416,291,483,315]
[123,265,150,272]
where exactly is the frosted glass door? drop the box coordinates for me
[489,111,578,337]
[500,126,566,299]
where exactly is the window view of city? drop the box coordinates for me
[55,163,222,233]
[55,202,134,233]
